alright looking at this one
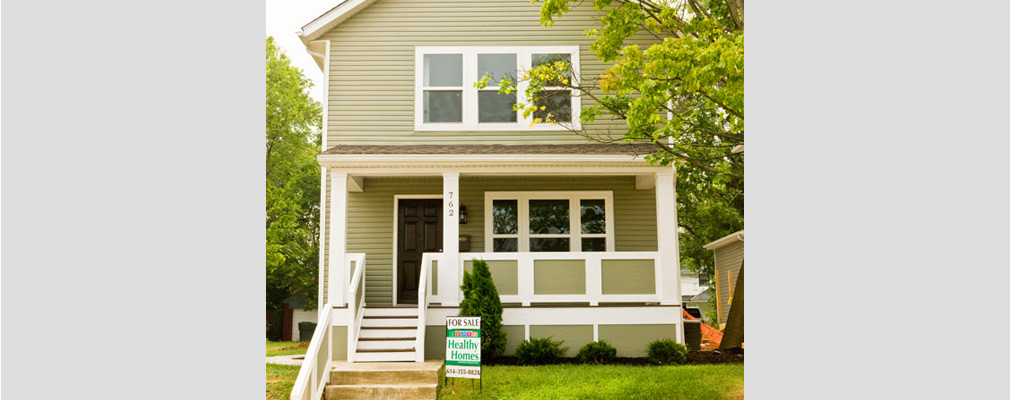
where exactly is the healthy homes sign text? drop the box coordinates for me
[445,316,481,379]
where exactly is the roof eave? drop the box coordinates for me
[703,230,744,250]
[299,0,378,42]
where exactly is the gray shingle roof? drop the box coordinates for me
[321,143,660,156]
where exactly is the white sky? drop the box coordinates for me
[266,0,344,104]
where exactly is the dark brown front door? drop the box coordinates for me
[397,199,442,304]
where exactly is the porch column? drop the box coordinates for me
[655,168,682,305]
[442,172,461,306]
[328,170,348,306]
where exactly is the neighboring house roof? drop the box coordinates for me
[703,230,744,251]
[680,268,698,276]
[321,143,660,156]
[689,288,714,302]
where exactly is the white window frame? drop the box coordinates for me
[484,191,615,253]
[414,46,582,131]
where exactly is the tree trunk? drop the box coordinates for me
[719,261,744,350]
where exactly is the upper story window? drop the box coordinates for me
[415,46,581,131]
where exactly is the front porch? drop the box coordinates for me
[292,144,683,399]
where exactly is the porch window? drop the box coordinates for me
[485,191,614,252]
[414,46,581,131]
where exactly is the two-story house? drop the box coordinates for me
[290,1,684,397]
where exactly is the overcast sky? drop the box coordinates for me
[266,0,343,104]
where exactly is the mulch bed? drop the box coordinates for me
[481,350,742,366]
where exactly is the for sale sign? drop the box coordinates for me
[445,316,481,379]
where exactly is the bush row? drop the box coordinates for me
[514,337,687,366]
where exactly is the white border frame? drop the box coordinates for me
[484,191,615,253]
[391,194,444,307]
[414,46,582,131]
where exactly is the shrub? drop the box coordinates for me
[647,339,688,365]
[516,337,568,365]
[576,340,617,365]
[459,259,506,360]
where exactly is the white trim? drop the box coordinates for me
[299,0,377,42]
[328,171,349,306]
[703,230,744,251]
[484,191,615,253]
[414,46,582,131]
[459,251,661,305]
[654,169,680,305]
[318,168,327,309]
[391,194,443,307]
[442,172,462,306]
[425,306,683,327]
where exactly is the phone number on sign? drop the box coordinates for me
[445,366,481,379]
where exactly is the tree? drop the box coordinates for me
[266,36,322,339]
[480,0,744,283]
[459,259,507,360]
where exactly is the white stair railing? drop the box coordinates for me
[289,303,333,400]
[416,253,438,362]
[346,253,366,362]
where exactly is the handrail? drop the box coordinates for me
[289,302,333,400]
[346,253,366,362]
[416,253,434,362]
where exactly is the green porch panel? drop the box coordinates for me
[431,260,438,296]
[529,325,593,357]
[424,326,445,360]
[600,259,656,295]
[502,325,526,356]
[331,326,348,360]
[463,260,519,295]
[598,324,678,357]
[533,260,586,295]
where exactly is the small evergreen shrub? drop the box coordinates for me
[516,337,568,365]
[576,340,617,364]
[459,259,506,360]
[646,339,688,365]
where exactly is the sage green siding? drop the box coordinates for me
[601,259,656,295]
[502,325,526,356]
[598,324,678,357]
[323,175,657,305]
[331,326,347,360]
[714,240,744,324]
[464,260,519,295]
[424,326,445,360]
[324,177,442,306]
[320,0,657,146]
[533,260,586,295]
[459,176,658,253]
[529,325,593,357]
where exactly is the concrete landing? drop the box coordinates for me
[326,361,443,400]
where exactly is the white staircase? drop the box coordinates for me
[355,307,421,362]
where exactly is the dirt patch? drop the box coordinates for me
[687,350,744,364]
[278,342,310,351]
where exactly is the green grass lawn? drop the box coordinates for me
[266,340,309,357]
[266,363,301,400]
[437,364,744,400]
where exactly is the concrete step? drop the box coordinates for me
[330,367,438,386]
[363,307,419,317]
[354,351,416,362]
[324,383,436,400]
[359,327,417,338]
[357,339,417,350]
[361,318,418,328]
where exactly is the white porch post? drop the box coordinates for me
[655,168,681,306]
[328,170,348,306]
[442,172,461,306]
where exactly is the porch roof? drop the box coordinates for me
[321,143,660,156]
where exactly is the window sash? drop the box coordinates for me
[484,191,614,252]
[415,46,581,131]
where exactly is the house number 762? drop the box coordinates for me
[447,192,454,217]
